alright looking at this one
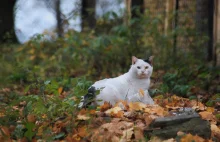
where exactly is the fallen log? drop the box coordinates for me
[144,110,211,139]
[150,113,200,128]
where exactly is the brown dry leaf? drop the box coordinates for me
[211,124,220,138]
[180,134,205,142]
[77,114,90,120]
[27,114,36,123]
[139,88,145,97]
[100,101,112,112]
[124,111,137,118]
[120,127,134,142]
[65,134,73,142]
[129,102,146,111]
[115,111,124,118]
[188,100,206,111]
[41,114,47,119]
[0,126,10,137]
[199,111,216,123]
[72,134,81,141]
[58,87,63,95]
[145,105,166,116]
[78,108,87,115]
[89,109,96,115]
[52,121,64,133]
[91,121,133,142]
[206,107,215,113]
[134,127,145,142]
[105,106,123,117]
[36,126,44,136]
[177,131,185,136]
[144,114,157,126]
[115,100,129,110]
[0,112,5,117]
[77,126,87,137]
[163,138,176,142]
[151,106,165,116]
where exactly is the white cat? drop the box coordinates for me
[81,56,154,107]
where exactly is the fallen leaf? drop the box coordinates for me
[77,126,87,137]
[180,133,205,142]
[134,127,145,142]
[199,111,216,123]
[206,107,215,113]
[100,101,112,112]
[144,114,157,126]
[151,106,165,116]
[77,114,90,120]
[177,131,185,136]
[163,138,175,142]
[91,121,133,142]
[129,102,146,111]
[0,126,10,137]
[58,87,63,95]
[211,124,220,139]
[105,106,123,117]
[27,114,36,123]
[115,100,129,110]
[139,89,145,97]
[189,100,206,111]
[145,105,166,116]
[120,127,133,142]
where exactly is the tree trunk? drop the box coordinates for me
[0,0,17,43]
[196,0,214,62]
[131,0,144,18]
[55,0,63,38]
[82,0,96,31]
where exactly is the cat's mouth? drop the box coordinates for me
[138,73,148,79]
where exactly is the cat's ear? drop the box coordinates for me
[148,56,154,65]
[144,56,154,66]
[132,56,138,64]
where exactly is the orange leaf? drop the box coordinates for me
[105,106,123,117]
[77,114,90,120]
[139,89,145,97]
[129,102,146,111]
[0,126,10,137]
[27,114,36,123]
[58,87,63,95]
[199,111,216,123]
[100,102,112,112]
[211,124,220,136]
[77,126,87,137]
[114,100,129,110]
[180,133,205,142]
[206,107,214,113]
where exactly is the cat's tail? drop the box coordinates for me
[79,86,96,108]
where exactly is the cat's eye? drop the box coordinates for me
[145,66,149,69]
[137,66,141,69]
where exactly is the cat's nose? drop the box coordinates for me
[141,71,145,73]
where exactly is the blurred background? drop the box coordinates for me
[0,0,219,95]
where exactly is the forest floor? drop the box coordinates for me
[0,71,219,142]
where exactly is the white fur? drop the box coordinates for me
[93,57,154,105]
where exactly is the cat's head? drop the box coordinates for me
[130,56,153,79]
